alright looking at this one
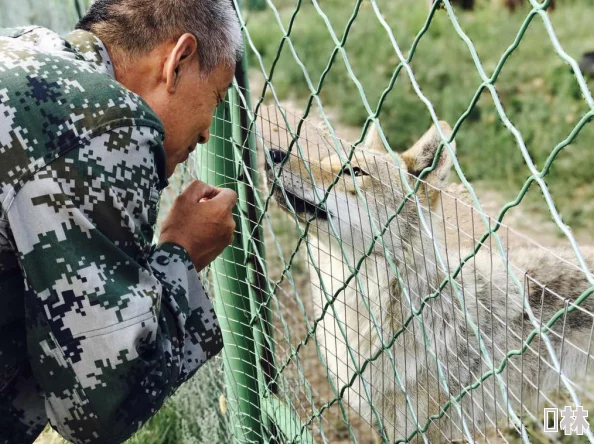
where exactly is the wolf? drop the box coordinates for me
[266,121,594,442]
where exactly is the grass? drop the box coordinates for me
[245,0,594,232]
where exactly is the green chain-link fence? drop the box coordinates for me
[200,0,594,442]
[6,0,594,442]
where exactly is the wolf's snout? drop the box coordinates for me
[269,149,288,165]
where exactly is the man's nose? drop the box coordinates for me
[269,149,288,164]
[198,129,210,145]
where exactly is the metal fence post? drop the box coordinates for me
[231,52,280,439]
[73,0,83,19]
[200,99,262,443]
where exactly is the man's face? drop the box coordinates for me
[159,62,234,177]
[122,34,236,178]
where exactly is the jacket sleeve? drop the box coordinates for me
[6,126,223,443]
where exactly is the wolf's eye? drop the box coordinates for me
[342,166,368,177]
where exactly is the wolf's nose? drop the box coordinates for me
[269,149,288,164]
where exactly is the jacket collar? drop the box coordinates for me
[64,29,116,80]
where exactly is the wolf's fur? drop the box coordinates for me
[267,121,594,441]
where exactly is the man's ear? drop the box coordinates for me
[164,33,198,93]
[401,121,456,189]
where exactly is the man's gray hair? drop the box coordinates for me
[77,0,243,73]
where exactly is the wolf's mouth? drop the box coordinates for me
[277,188,331,220]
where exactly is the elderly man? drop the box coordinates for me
[0,0,241,442]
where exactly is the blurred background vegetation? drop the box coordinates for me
[0,0,85,33]
[246,0,594,234]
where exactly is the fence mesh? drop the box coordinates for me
[189,0,594,442]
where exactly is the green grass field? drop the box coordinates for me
[246,0,594,233]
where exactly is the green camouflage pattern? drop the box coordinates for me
[0,26,223,443]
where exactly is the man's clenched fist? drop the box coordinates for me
[159,180,238,271]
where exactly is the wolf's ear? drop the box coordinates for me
[401,121,456,189]
[364,122,388,153]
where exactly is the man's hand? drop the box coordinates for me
[159,180,238,271]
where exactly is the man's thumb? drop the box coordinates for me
[211,188,239,207]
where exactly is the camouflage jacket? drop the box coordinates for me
[0,27,223,443]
